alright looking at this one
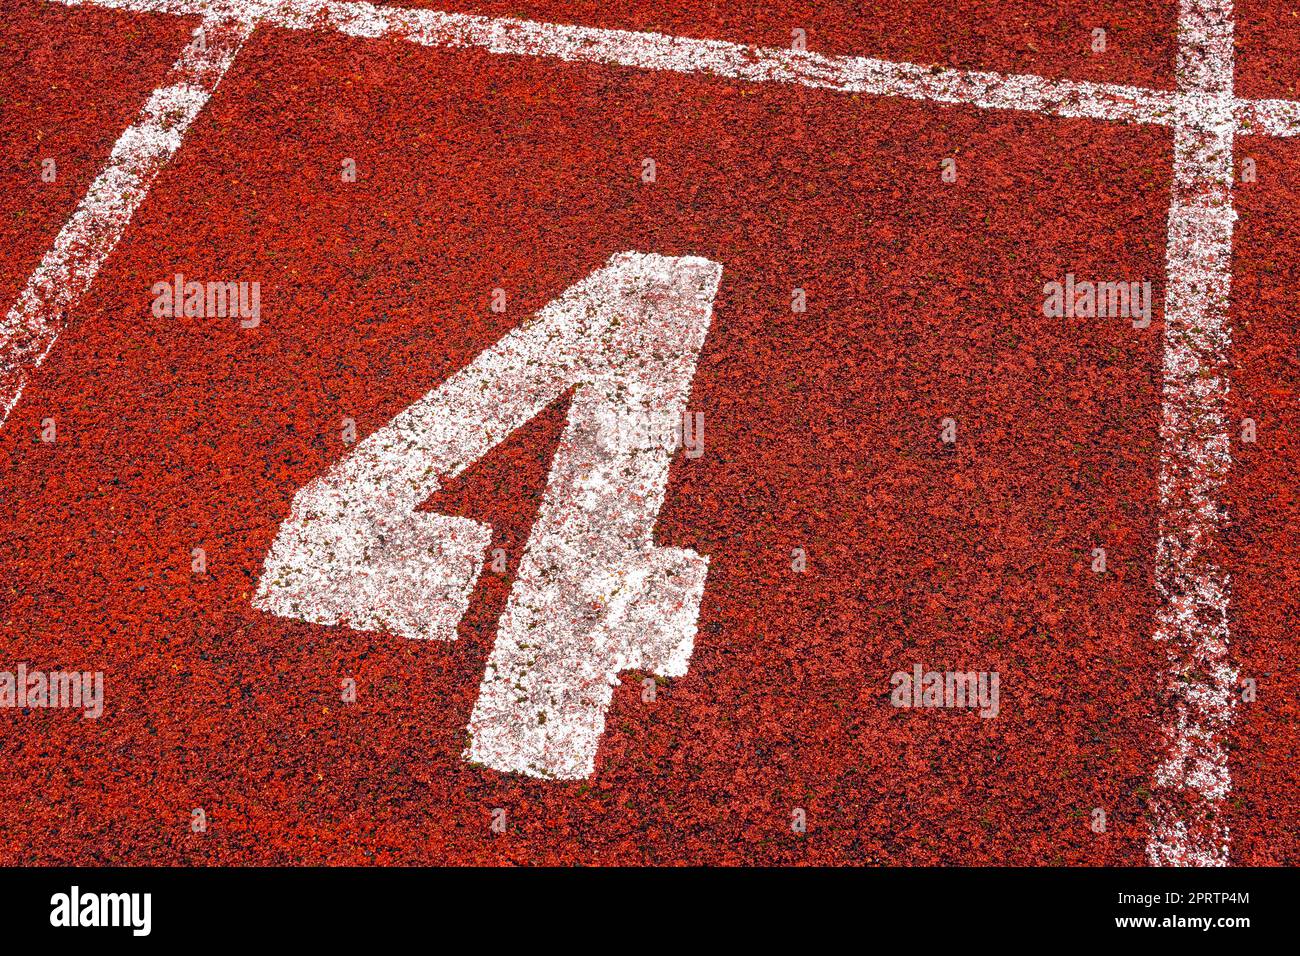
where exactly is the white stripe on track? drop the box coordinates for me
[49,0,1184,123]
[1236,97,1300,137]
[0,13,259,427]
[1148,0,1239,868]
[47,0,1300,135]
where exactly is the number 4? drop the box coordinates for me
[254,252,723,779]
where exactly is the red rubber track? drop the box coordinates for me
[0,0,1295,864]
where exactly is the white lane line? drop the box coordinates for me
[1148,0,1239,868]
[48,0,1184,124]
[0,14,258,427]
[1236,97,1300,136]
[46,0,1300,136]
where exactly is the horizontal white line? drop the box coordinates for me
[53,0,1298,132]
[1236,97,1300,137]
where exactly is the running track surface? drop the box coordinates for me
[0,0,1297,864]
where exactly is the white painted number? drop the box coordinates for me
[255,252,723,779]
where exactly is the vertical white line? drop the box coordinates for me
[0,14,258,428]
[1149,0,1239,866]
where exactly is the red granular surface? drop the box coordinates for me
[0,3,1295,866]
[0,1,192,307]
[1234,0,1300,99]
[391,0,1179,89]
[1221,132,1300,865]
